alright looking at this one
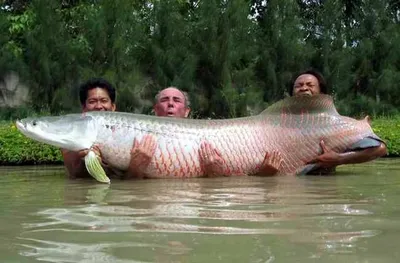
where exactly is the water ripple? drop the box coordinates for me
[17,176,385,262]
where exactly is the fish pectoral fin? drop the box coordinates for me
[84,150,111,184]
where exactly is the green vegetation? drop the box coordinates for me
[371,117,400,156]
[0,122,62,165]
[0,0,399,118]
[0,116,398,165]
[0,1,398,165]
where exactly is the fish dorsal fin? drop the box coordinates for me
[261,94,339,116]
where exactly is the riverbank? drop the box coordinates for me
[1,117,399,165]
[0,122,63,165]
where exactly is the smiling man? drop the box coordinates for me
[62,78,116,179]
[79,78,116,112]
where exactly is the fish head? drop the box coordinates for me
[16,114,97,151]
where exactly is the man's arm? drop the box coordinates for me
[61,149,90,178]
[308,140,387,168]
[61,145,106,179]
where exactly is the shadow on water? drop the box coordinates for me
[1,159,400,262]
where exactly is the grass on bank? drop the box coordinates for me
[0,122,63,165]
[370,116,400,156]
[0,117,399,165]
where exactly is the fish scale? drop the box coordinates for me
[92,115,267,177]
[16,95,380,178]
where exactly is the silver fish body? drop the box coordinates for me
[16,95,380,177]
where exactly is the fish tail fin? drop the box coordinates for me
[84,150,111,184]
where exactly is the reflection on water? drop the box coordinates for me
[1,159,400,262]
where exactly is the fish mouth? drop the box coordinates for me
[15,120,24,130]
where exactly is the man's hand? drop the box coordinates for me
[307,140,342,168]
[199,141,229,177]
[77,144,106,164]
[258,150,283,176]
[61,144,104,178]
[76,149,89,159]
[127,134,157,178]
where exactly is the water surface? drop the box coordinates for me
[1,159,400,262]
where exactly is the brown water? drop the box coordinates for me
[0,159,399,262]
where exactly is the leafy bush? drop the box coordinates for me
[371,117,400,156]
[0,121,63,165]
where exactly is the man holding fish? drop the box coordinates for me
[61,78,116,179]
[289,69,387,175]
[126,70,387,177]
[18,71,386,182]
[61,80,281,179]
[196,69,387,175]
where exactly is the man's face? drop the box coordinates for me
[82,88,116,112]
[154,88,190,118]
[292,74,321,97]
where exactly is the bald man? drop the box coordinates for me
[126,87,281,178]
[126,87,191,178]
[154,87,191,118]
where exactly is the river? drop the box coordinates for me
[0,158,399,262]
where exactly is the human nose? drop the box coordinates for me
[298,84,309,91]
[94,101,103,109]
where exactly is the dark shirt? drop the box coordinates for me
[299,136,384,175]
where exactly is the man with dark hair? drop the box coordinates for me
[62,78,116,178]
[289,69,328,96]
[64,84,195,179]
[79,78,116,112]
[174,69,386,177]
[291,69,387,175]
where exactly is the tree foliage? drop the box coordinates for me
[0,0,399,118]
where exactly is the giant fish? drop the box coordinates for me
[16,95,380,183]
